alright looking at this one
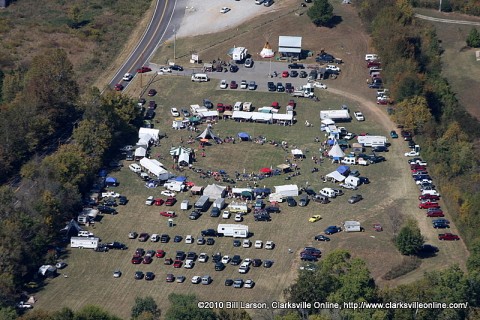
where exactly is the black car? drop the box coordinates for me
[215,262,225,271]
[254,213,271,222]
[97,205,117,215]
[210,207,220,217]
[189,211,201,220]
[300,254,318,262]
[433,221,449,229]
[368,83,383,89]
[95,244,109,252]
[286,197,297,207]
[229,64,239,73]
[233,240,241,247]
[252,259,262,267]
[212,253,222,263]
[289,70,298,77]
[358,177,370,184]
[372,146,389,152]
[174,235,182,243]
[186,252,197,261]
[265,206,280,213]
[263,260,273,268]
[288,63,304,69]
[314,235,331,242]
[118,196,128,205]
[144,109,155,120]
[206,238,215,245]
[171,64,184,71]
[369,155,386,163]
[134,271,144,280]
[203,99,213,109]
[145,272,155,281]
[276,82,285,92]
[103,199,117,207]
[267,82,276,91]
[106,242,128,250]
[160,234,170,243]
[316,54,334,63]
[225,279,234,286]
[231,255,242,266]
[285,82,293,93]
[299,70,308,78]
[201,229,218,237]
[304,188,316,196]
[176,251,186,260]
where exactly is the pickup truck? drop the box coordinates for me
[291,90,314,98]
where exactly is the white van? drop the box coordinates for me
[129,163,141,173]
[365,54,378,61]
[191,73,209,82]
[233,101,243,111]
[341,157,356,165]
[78,231,94,237]
[320,188,336,198]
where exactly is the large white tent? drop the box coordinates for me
[138,128,160,142]
[328,144,345,158]
[326,171,346,182]
[274,184,299,197]
[139,158,168,177]
[203,184,227,200]
[134,146,147,159]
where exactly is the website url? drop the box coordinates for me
[342,301,469,310]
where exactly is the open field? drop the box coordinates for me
[415,8,480,120]
[32,2,470,318]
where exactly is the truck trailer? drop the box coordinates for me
[217,224,249,238]
[70,236,100,249]
[319,110,351,121]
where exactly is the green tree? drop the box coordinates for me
[466,27,480,48]
[307,0,334,27]
[74,305,121,320]
[395,219,424,255]
[0,307,17,320]
[131,296,160,320]
[393,95,432,134]
[165,294,216,320]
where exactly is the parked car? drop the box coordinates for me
[137,66,152,73]
[348,194,363,204]
[286,197,297,207]
[166,274,175,282]
[134,271,144,280]
[230,81,238,89]
[220,80,228,89]
[288,63,304,69]
[148,89,157,96]
[308,215,322,223]
[138,233,149,242]
[314,235,330,241]
[244,58,253,68]
[438,233,460,241]
[324,226,341,235]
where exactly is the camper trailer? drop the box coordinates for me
[343,221,362,232]
[195,195,211,212]
[181,200,189,210]
[164,180,185,192]
[217,224,249,238]
[213,198,226,210]
[357,135,387,147]
[227,202,248,214]
[70,237,99,249]
[269,193,284,203]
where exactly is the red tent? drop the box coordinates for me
[259,167,272,174]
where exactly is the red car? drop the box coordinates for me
[160,211,176,218]
[137,66,152,73]
[367,61,381,68]
[230,81,238,89]
[438,233,460,241]
[148,89,157,96]
[142,256,153,264]
[185,181,195,188]
[217,103,225,113]
[288,100,296,108]
[164,258,173,265]
[131,256,142,264]
[377,98,392,105]
[426,210,444,217]
[173,260,183,268]
[155,250,165,258]
[114,84,124,91]
[281,71,289,78]
[418,202,440,209]
[224,104,232,111]
[419,194,440,201]
[165,197,176,206]
[154,198,164,206]
[271,102,279,109]
[166,274,175,282]
[411,168,428,174]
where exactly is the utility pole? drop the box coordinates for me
[439,0,442,12]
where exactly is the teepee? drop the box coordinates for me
[260,42,275,58]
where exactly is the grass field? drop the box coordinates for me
[32,3,470,319]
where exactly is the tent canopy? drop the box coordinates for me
[259,167,272,173]
[328,144,345,158]
[274,184,299,197]
[105,177,117,184]
[196,127,221,141]
[336,165,350,175]
[238,132,250,139]
[326,171,346,182]
[203,184,226,200]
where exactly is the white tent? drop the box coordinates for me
[136,138,149,147]
[196,127,221,141]
[170,146,192,156]
[232,187,253,195]
[139,128,160,142]
[135,147,147,158]
[232,111,252,120]
[321,119,335,125]
[172,120,185,129]
[199,111,219,118]
[328,144,345,158]
[139,158,168,177]
[252,112,273,122]
[274,184,299,197]
[178,152,190,165]
[326,171,346,182]
[260,42,275,58]
[203,184,227,200]
[291,149,303,158]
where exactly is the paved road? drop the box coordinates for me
[415,13,480,26]
[108,0,185,90]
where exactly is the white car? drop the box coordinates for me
[405,151,420,157]
[353,112,365,121]
[222,211,230,219]
[221,255,231,264]
[265,241,274,250]
[198,253,208,263]
[170,108,180,117]
[240,80,248,89]
[242,239,251,248]
[244,279,255,288]
[191,276,201,284]
[220,7,231,13]
[255,240,263,249]
[145,196,154,205]
[113,269,122,278]
[184,259,194,269]
[122,73,133,81]
[159,66,172,73]
[102,191,120,198]
[326,65,340,72]
[313,82,327,89]
[161,190,176,197]
[16,302,33,309]
[220,80,228,89]
[185,235,194,244]
[235,213,243,222]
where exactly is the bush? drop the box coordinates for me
[382,256,421,280]
[466,28,480,48]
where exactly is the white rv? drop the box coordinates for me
[164,181,185,192]
[70,237,99,249]
[343,221,362,232]
[217,224,249,238]
[269,193,284,203]
[213,198,226,209]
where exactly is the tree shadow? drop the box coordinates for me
[326,15,343,28]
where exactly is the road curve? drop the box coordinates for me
[415,13,480,26]
[108,0,181,90]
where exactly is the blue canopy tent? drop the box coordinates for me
[175,176,187,182]
[336,165,350,176]
[327,139,335,146]
[237,132,251,141]
[105,176,118,187]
